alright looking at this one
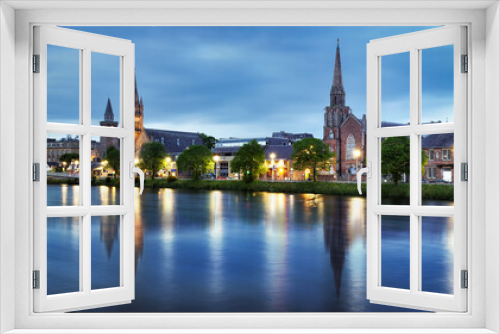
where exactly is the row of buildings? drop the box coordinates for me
[47,39,454,182]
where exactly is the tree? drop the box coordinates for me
[291,138,334,182]
[230,139,267,183]
[58,153,79,167]
[381,137,429,184]
[139,142,168,180]
[199,133,217,150]
[176,145,214,180]
[104,146,120,178]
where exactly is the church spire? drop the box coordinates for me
[104,98,114,121]
[135,74,140,108]
[330,38,346,107]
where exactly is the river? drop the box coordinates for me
[46,184,454,312]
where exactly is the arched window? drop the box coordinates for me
[346,134,356,160]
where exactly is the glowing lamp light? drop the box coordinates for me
[134,158,139,165]
[214,155,220,162]
[270,153,276,160]
[354,149,361,158]
[166,157,172,163]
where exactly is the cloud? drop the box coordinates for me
[55,26,445,139]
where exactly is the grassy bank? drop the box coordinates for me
[144,179,454,201]
[48,178,453,201]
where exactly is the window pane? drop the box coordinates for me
[421,216,454,295]
[91,52,121,127]
[47,133,80,206]
[47,217,80,295]
[421,45,454,124]
[91,136,121,205]
[381,136,410,205]
[422,133,454,206]
[381,215,410,290]
[92,216,121,290]
[381,52,410,127]
[47,45,80,124]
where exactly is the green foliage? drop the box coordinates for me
[230,139,267,183]
[139,142,168,180]
[166,175,178,183]
[381,137,429,184]
[58,153,79,166]
[199,133,217,150]
[176,145,214,180]
[291,138,334,182]
[141,179,451,201]
[104,146,120,178]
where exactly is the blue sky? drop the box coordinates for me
[48,26,454,139]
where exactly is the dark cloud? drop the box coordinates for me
[49,26,450,138]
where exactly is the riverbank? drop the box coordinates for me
[145,179,453,200]
[47,178,453,200]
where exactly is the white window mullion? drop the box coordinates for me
[409,47,420,295]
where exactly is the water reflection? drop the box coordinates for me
[46,186,455,313]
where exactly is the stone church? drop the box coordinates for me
[323,40,366,180]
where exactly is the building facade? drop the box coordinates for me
[212,132,314,181]
[422,133,454,182]
[323,40,366,180]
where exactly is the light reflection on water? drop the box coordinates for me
[46,185,454,312]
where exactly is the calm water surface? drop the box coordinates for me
[47,184,453,312]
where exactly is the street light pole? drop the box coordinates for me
[270,153,276,181]
[354,149,361,182]
[214,155,220,179]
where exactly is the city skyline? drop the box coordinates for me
[48,26,453,140]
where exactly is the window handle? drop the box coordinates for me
[130,162,145,195]
[356,162,371,195]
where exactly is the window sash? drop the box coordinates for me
[33,25,136,313]
[366,25,467,312]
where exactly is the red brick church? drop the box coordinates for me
[323,40,366,181]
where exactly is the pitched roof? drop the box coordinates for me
[145,128,203,155]
[265,145,294,160]
[422,133,454,149]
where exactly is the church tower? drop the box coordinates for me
[134,74,150,157]
[100,98,118,127]
[324,39,352,177]
[99,98,119,158]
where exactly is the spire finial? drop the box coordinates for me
[337,38,340,47]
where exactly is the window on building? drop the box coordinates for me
[177,138,180,145]
[427,167,437,179]
[429,149,435,161]
[346,134,355,159]
[443,149,452,161]
[161,137,164,144]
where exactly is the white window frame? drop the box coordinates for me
[32,25,136,313]
[2,2,498,333]
[366,26,467,312]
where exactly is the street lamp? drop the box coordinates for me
[270,153,276,181]
[165,156,172,176]
[213,155,220,179]
[354,149,361,182]
[62,161,67,173]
